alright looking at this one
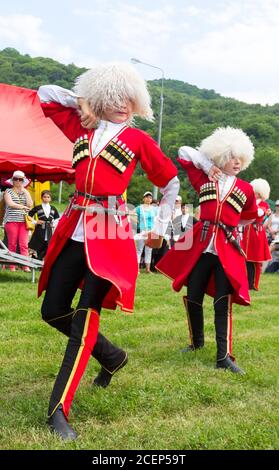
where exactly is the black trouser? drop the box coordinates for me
[41,240,126,416]
[186,253,233,361]
[246,261,261,290]
[151,239,169,271]
[246,261,256,289]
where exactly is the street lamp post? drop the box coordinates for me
[131,58,164,200]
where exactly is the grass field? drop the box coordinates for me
[0,269,278,450]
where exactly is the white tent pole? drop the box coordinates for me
[58,181,63,203]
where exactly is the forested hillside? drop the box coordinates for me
[1,47,278,204]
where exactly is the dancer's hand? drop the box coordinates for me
[78,98,98,129]
[209,165,223,182]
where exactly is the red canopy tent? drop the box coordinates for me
[0,83,74,183]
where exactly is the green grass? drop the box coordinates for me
[0,270,278,450]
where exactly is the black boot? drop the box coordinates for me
[44,312,126,388]
[47,405,77,441]
[92,333,128,388]
[46,313,129,389]
[214,296,245,374]
[93,353,128,388]
[214,295,233,361]
[216,355,245,375]
[181,296,204,353]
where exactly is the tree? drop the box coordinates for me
[1,47,279,204]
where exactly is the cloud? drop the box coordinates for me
[178,0,279,103]
[223,90,279,106]
[0,14,46,50]
[1,1,279,104]
[73,2,176,66]
[0,14,73,63]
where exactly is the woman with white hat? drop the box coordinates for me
[3,170,33,271]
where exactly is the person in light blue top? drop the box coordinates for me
[135,191,157,273]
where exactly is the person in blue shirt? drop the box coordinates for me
[135,191,158,273]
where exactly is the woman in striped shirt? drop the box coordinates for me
[3,170,33,271]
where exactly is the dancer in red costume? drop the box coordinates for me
[242,178,271,290]
[37,62,179,440]
[157,127,258,375]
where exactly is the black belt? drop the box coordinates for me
[75,191,122,202]
[252,222,263,230]
[201,220,236,231]
[200,220,246,257]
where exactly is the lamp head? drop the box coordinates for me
[131,58,141,64]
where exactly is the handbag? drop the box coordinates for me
[25,214,35,231]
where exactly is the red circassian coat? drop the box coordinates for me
[156,159,258,306]
[241,200,271,290]
[38,101,178,312]
[242,200,271,262]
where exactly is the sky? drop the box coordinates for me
[1,0,279,105]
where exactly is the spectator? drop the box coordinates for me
[265,244,279,273]
[173,195,182,218]
[267,200,279,244]
[3,170,33,272]
[28,190,60,260]
[172,203,197,242]
[135,191,157,273]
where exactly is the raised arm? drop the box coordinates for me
[37,85,85,141]
[38,85,78,107]
[179,146,222,182]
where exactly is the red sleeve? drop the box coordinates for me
[40,100,84,143]
[259,200,270,214]
[177,158,208,193]
[138,131,177,187]
[241,183,258,220]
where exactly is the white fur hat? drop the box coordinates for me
[74,62,154,121]
[250,178,270,200]
[198,127,254,170]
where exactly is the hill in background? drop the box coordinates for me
[1,47,278,205]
